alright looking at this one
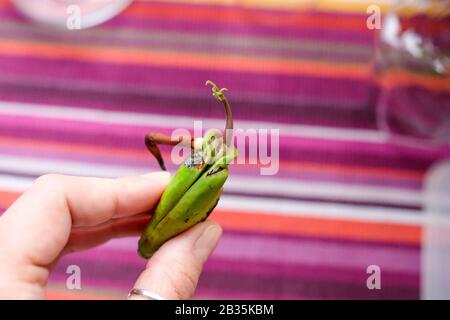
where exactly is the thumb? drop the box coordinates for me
[129,221,222,300]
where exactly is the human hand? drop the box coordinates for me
[0,172,222,299]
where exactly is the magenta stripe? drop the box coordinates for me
[47,234,420,299]
[0,172,421,210]
[49,264,419,300]
[0,113,449,171]
[68,233,420,273]
[48,250,419,299]
[0,25,372,64]
[0,141,424,190]
[197,269,418,299]
[0,85,376,129]
[203,258,419,287]
[0,56,374,104]
[195,288,320,300]
[0,151,422,192]
[104,15,375,45]
[0,5,374,45]
[213,234,419,273]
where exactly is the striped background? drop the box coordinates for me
[0,0,449,299]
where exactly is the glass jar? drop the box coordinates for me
[374,0,450,148]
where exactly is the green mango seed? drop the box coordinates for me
[138,81,235,259]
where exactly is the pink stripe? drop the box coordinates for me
[0,113,449,171]
[0,143,422,190]
[63,233,420,273]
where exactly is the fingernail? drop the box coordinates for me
[193,223,222,263]
[140,171,171,183]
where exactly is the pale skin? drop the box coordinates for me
[0,172,222,299]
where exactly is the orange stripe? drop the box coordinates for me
[0,38,446,90]
[3,0,448,33]
[0,135,423,182]
[126,2,449,35]
[0,136,149,161]
[1,190,421,245]
[3,0,448,34]
[0,190,20,209]
[125,2,371,32]
[212,209,421,245]
[0,38,371,79]
[282,160,423,181]
[377,68,450,93]
[47,288,120,300]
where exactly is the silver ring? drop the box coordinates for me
[128,288,166,300]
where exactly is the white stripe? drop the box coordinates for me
[0,175,31,191]
[0,155,421,207]
[0,174,422,225]
[220,195,423,225]
[0,155,144,178]
[227,176,422,207]
[0,101,388,143]
[0,154,422,206]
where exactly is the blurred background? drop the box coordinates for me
[0,0,449,299]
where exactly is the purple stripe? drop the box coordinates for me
[68,246,418,289]
[215,233,420,273]
[105,16,375,45]
[0,83,376,129]
[195,288,319,300]
[224,192,421,210]
[49,263,419,299]
[0,5,375,45]
[48,249,419,299]
[197,269,419,299]
[65,232,420,273]
[0,55,375,105]
[0,114,448,171]
[0,166,421,209]
[96,229,424,251]
[203,258,419,287]
[0,24,372,64]
[0,140,424,190]
[47,231,421,299]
